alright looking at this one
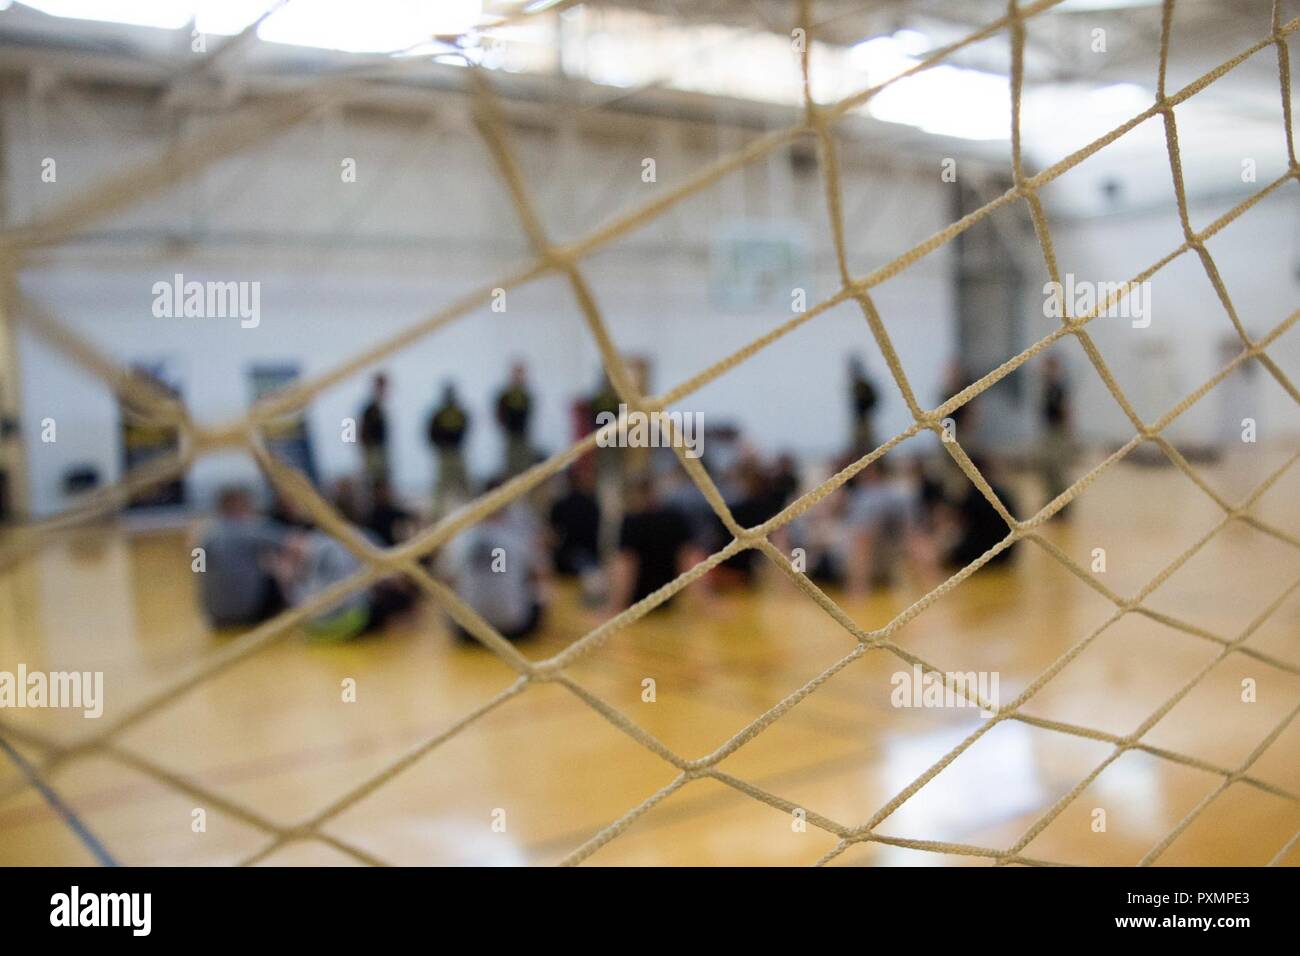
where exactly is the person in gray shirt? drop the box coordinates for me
[197,486,287,629]
[270,528,418,642]
[842,461,930,594]
[440,495,549,642]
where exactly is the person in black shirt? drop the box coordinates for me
[496,362,534,478]
[909,456,946,533]
[724,459,784,584]
[609,474,695,610]
[590,373,620,429]
[770,453,801,509]
[1039,355,1073,514]
[587,372,625,555]
[428,383,470,516]
[941,360,979,434]
[359,373,390,484]
[848,356,879,457]
[365,477,415,547]
[549,467,601,576]
[934,360,982,501]
[945,457,1018,569]
[330,475,364,526]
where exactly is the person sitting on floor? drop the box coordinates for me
[718,457,784,587]
[440,482,550,642]
[271,530,416,641]
[330,475,365,526]
[365,477,416,547]
[607,473,696,612]
[941,456,1020,570]
[197,485,288,629]
[548,466,601,577]
[841,459,933,595]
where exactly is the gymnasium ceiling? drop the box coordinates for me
[0,0,1292,191]
[599,0,1287,86]
[0,0,1284,88]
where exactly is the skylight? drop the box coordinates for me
[17,0,488,51]
[851,31,1011,141]
[7,3,1168,148]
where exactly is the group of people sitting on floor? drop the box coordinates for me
[195,426,1018,644]
[581,439,1017,606]
[195,350,1050,642]
[198,484,419,641]
[782,453,1017,595]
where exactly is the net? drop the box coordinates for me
[1,0,1299,867]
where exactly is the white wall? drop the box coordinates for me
[10,86,959,516]
[1044,189,1300,449]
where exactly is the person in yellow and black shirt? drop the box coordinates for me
[428,383,470,517]
[848,356,879,458]
[1038,354,1074,517]
[496,362,534,478]
[359,373,390,484]
[589,371,624,555]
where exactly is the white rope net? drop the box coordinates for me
[1,0,1299,866]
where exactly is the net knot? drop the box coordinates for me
[278,824,318,843]
[192,421,254,453]
[529,662,560,681]
[541,246,572,270]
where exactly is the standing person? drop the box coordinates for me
[848,356,879,458]
[1039,355,1073,513]
[428,383,470,518]
[496,362,534,478]
[590,371,624,554]
[359,373,391,485]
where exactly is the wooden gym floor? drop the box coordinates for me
[0,451,1298,866]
